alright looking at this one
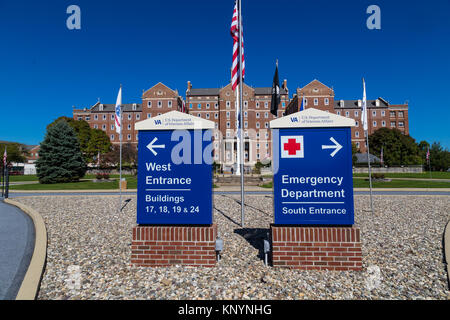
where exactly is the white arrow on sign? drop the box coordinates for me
[321,137,343,157]
[146,137,165,156]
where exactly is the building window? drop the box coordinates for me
[226,101,230,108]
[372,111,376,116]
[244,121,248,128]
[356,142,360,148]
[398,121,404,127]
[147,113,151,118]
[244,101,248,108]
[94,115,98,120]
[167,101,172,108]
[345,111,349,117]
[197,113,201,118]
[196,103,201,109]
[157,101,162,108]
[110,134,114,140]
[94,124,98,129]
[265,122,269,128]
[256,112,260,118]
[398,111,404,118]
[390,111,395,117]
[102,124,106,130]
[282,102,285,108]
[336,111,340,116]
[264,102,268,108]
[226,121,230,128]
[103,114,106,120]
[206,113,210,119]
[325,98,329,105]
[127,134,131,140]
[206,103,210,109]
[391,121,396,127]
[128,114,132,120]
[256,122,260,128]
[354,111,359,117]
[382,120,386,127]
[226,111,230,119]
[189,103,193,109]
[355,131,359,138]
[264,112,268,118]
[128,124,131,130]
[373,121,377,127]
[381,110,385,116]
[244,111,248,118]
[148,101,152,108]
[256,102,260,108]
[111,125,114,130]
[214,113,218,119]
[355,121,359,127]
[304,98,308,106]
[111,114,114,120]
[136,114,140,120]
[314,98,318,106]
[215,103,218,109]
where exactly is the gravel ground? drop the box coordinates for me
[13,195,450,300]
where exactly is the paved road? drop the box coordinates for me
[0,199,35,300]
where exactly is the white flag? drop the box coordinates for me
[114,86,122,134]
[361,78,368,131]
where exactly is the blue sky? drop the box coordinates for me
[0,0,449,149]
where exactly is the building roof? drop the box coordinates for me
[188,86,288,96]
[90,102,142,112]
[334,99,389,109]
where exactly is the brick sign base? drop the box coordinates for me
[271,225,362,271]
[131,225,217,267]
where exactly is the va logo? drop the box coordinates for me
[290,117,298,123]
[154,120,162,125]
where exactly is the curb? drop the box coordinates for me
[4,199,47,300]
[445,220,450,289]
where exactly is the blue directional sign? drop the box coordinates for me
[272,127,354,225]
[136,128,213,225]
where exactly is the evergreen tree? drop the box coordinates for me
[36,120,87,183]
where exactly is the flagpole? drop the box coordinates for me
[119,85,123,213]
[235,85,241,176]
[363,78,374,215]
[238,0,245,227]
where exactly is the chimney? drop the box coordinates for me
[187,81,192,92]
[282,79,287,91]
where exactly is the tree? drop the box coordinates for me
[351,142,359,166]
[368,128,421,166]
[86,129,111,163]
[0,143,27,168]
[36,120,87,183]
[101,143,137,171]
[47,116,110,163]
[429,142,450,171]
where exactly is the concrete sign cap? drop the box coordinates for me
[135,111,215,131]
[270,108,355,129]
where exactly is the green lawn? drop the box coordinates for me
[10,177,138,190]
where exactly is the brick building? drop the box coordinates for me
[286,80,409,152]
[72,78,409,167]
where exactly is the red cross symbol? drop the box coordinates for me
[284,138,301,155]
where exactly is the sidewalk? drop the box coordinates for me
[0,199,35,300]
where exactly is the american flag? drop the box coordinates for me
[114,86,122,135]
[180,99,186,113]
[230,0,245,91]
[426,146,430,162]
